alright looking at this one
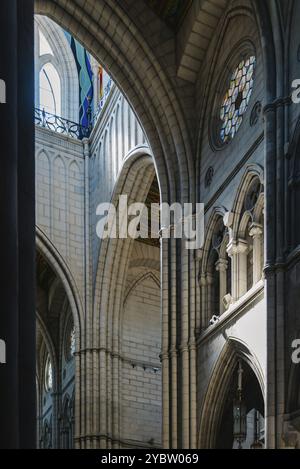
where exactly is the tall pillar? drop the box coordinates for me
[216,258,228,314]
[249,223,263,284]
[206,273,214,320]
[199,273,207,330]
[227,239,248,300]
[0,0,35,449]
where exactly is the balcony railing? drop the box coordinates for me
[35,80,113,140]
[35,108,90,140]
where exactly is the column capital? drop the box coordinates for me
[199,273,207,287]
[215,258,228,272]
[206,272,214,284]
[249,222,263,239]
[227,239,248,256]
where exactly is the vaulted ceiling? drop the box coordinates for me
[137,175,160,248]
[145,0,192,29]
[177,0,230,82]
[145,0,230,82]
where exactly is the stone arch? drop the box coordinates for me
[36,312,57,448]
[35,14,79,121]
[231,163,264,237]
[68,159,80,175]
[36,228,82,448]
[253,192,264,224]
[124,271,160,305]
[36,312,57,388]
[36,147,51,163]
[198,338,265,448]
[34,0,194,205]
[176,0,230,83]
[94,145,156,342]
[60,392,74,448]
[59,304,74,364]
[120,261,161,447]
[196,1,263,187]
[90,145,159,447]
[201,206,228,274]
[36,227,83,343]
[200,206,232,325]
[128,257,160,273]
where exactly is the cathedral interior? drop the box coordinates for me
[0,0,300,450]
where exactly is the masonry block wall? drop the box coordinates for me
[32,0,300,449]
[121,242,161,448]
[36,127,85,299]
[89,87,147,282]
[195,0,266,446]
[35,82,161,448]
[35,87,147,303]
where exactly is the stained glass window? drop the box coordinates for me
[65,323,75,361]
[45,356,53,392]
[220,56,256,143]
[64,30,94,128]
[70,326,75,357]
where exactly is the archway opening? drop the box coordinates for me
[36,250,76,449]
[120,174,162,448]
[34,11,162,449]
[216,360,264,449]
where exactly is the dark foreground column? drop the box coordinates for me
[0,0,35,449]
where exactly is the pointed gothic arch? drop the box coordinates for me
[34,0,194,206]
[198,338,265,448]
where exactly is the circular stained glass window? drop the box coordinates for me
[45,356,53,392]
[219,56,256,144]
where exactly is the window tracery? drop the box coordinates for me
[219,56,256,143]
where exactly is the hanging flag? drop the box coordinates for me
[99,65,104,99]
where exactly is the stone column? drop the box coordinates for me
[206,273,214,321]
[51,391,61,448]
[199,273,207,331]
[227,239,248,300]
[17,0,36,449]
[249,223,263,284]
[161,235,171,448]
[216,258,228,314]
[0,0,35,449]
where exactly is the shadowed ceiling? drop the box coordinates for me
[146,0,192,29]
[138,175,160,248]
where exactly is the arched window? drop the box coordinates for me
[39,63,61,116]
[41,419,52,449]
[61,397,74,449]
[35,15,111,127]
[228,176,264,300]
[70,326,75,357]
[219,56,256,144]
[204,217,232,326]
[44,355,53,393]
[65,320,75,362]
[207,249,220,318]
[246,222,254,291]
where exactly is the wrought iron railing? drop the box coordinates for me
[35,80,113,139]
[35,108,90,140]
